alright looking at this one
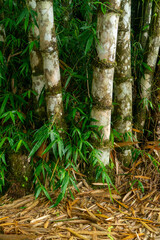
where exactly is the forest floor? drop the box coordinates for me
[0,158,160,240]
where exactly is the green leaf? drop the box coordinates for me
[129,179,138,190]
[43,140,56,155]
[73,149,78,163]
[73,74,86,80]
[21,45,29,55]
[58,140,64,160]
[41,185,52,202]
[43,162,51,174]
[9,95,15,109]
[29,41,35,53]
[10,112,15,124]
[16,8,28,25]
[70,176,79,191]
[85,35,93,55]
[51,192,63,207]
[0,95,9,115]
[30,9,38,27]
[1,153,6,165]
[29,136,47,157]
[16,111,25,123]
[24,11,29,31]
[105,175,113,202]
[8,0,13,10]
[110,132,114,146]
[23,141,30,152]
[65,94,70,110]
[142,62,152,71]
[7,137,14,147]
[62,172,69,192]
[2,114,11,124]
[64,75,72,89]
[1,170,5,185]
[142,24,149,31]
[41,165,45,180]
[53,172,69,207]
[101,4,107,14]
[138,180,144,193]
[35,187,42,199]
[0,137,7,148]
[68,188,75,200]
[59,169,65,181]
[0,51,4,64]
[66,147,72,160]
[112,129,122,141]
[84,140,93,149]
[52,141,58,159]
[34,164,43,177]
[96,167,102,181]
[16,140,23,152]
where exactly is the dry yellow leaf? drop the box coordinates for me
[122,233,144,240]
[140,221,157,233]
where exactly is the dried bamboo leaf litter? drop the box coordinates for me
[0,160,160,240]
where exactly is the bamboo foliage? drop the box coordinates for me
[91,0,121,165]
[114,0,132,166]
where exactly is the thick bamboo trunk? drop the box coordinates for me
[114,0,132,166]
[155,65,160,142]
[27,0,45,123]
[91,0,121,166]
[141,0,153,49]
[0,0,5,42]
[138,4,160,131]
[36,0,64,127]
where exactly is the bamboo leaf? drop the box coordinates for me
[41,186,52,202]
[85,35,93,55]
[23,141,30,152]
[35,187,42,199]
[17,8,27,25]
[2,114,10,124]
[1,153,6,165]
[24,11,29,31]
[0,95,9,115]
[142,62,152,71]
[16,140,23,152]
[58,140,64,160]
[101,4,107,14]
[29,41,35,53]
[142,24,149,31]
[0,138,7,148]
[43,140,56,154]
[53,172,69,207]
[29,136,47,157]
[64,75,72,89]
[138,180,144,193]
[0,51,4,64]
[52,192,63,207]
[70,176,79,191]
[10,112,15,124]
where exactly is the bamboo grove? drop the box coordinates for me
[0,0,160,203]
